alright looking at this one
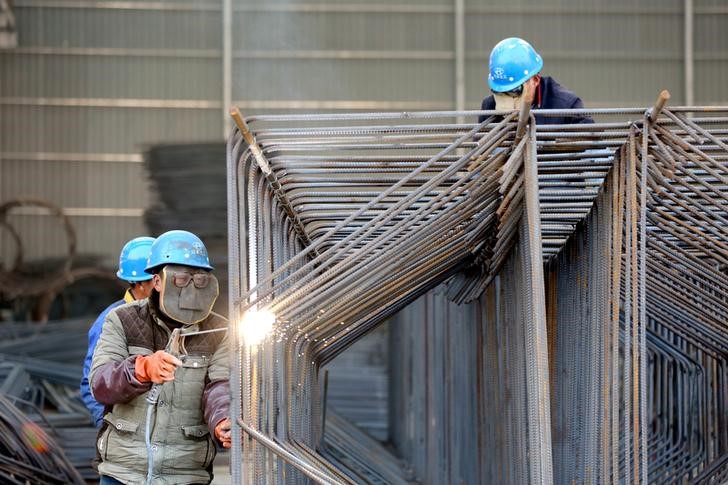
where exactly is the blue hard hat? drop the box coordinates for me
[144,230,213,273]
[488,37,543,93]
[117,236,155,282]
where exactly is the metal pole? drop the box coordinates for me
[684,0,694,107]
[521,120,554,485]
[222,0,233,137]
[454,0,465,125]
[226,131,243,483]
[639,116,649,485]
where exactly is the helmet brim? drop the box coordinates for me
[117,270,154,282]
[144,262,215,274]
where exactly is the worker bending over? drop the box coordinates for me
[479,37,593,125]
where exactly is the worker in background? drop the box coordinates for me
[90,230,231,485]
[81,236,156,427]
[479,37,593,125]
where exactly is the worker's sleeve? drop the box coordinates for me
[80,310,108,426]
[203,380,230,436]
[203,329,230,434]
[89,310,151,405]
[478,96,496,123]
[569,97,594,124]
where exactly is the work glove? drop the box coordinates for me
[214,418,232,449]
[134,351,183,384]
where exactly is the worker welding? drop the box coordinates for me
[90,231,231,485]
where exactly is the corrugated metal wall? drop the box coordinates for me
[695,0,728,104]
[1,0,727,264]
[0,1,223,265]
[464,0,687,107]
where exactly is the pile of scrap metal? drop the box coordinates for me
[0,198,122,321]
[225,92,728,484]
[0,317,95,482]
[0,394,84,484]
[144,143,229,315]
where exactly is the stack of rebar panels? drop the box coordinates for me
[226,104,728,484]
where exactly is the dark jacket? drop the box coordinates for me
[81,298,125,427]
[81,290,136,427]
[479,75,593,125]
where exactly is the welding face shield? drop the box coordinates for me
[155,264,219,325]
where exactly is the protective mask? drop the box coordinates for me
[494,93,522,111]
[157,264,219,325]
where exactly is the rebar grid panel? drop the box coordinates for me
[638,108,728,484]
[547,157,629,484]
[544,104,728,484]
[227,103,728,484]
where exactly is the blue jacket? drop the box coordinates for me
[479,75,593,125]
[80,290,133,427]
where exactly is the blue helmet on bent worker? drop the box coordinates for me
[488,37,543,93]
[479,37,592,124]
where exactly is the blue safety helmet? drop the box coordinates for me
[144,230,213,274]
[117,236,155,282]
[488,37,543,93]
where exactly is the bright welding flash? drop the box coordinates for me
[239,308,276,346]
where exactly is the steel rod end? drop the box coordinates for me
[229,105,253,140]
[647,90,671,122]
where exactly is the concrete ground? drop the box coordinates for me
[211,451,231,485]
